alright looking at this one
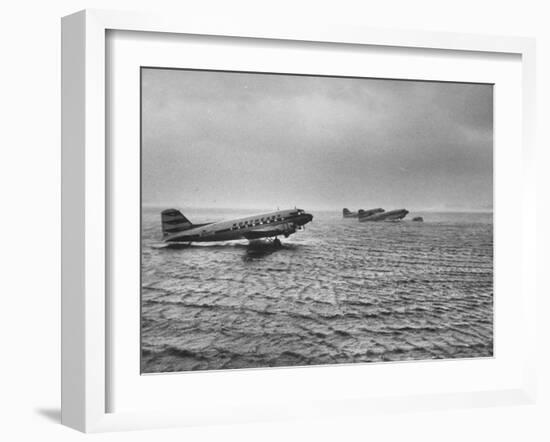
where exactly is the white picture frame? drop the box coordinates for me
[61,9,537,433]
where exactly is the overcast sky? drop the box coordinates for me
[141,68,493,212]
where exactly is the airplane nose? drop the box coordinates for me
[296,213,313,226]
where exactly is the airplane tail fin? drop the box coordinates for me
[343,208,351,215]
[161,209,193,237]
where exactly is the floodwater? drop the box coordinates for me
[141,208,493,373]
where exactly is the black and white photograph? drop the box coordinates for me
[140,67,493,374]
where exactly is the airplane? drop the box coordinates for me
[358,209,409,222]
[157,208,313,247]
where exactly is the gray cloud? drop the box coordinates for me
[142,68,493,211]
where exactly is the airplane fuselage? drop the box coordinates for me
[164,208,313,243]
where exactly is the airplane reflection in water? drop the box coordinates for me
[157,208,313,248]
[343,207,410,222]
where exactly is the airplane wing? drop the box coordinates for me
[243,223,296,240]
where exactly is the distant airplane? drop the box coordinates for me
[157,208,313,247]
[359,209,409,222]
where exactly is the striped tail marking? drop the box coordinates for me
[161,209,193,237]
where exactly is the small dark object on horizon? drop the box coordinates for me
[412,216,424,222]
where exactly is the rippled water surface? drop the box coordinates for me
[141,208,493,373]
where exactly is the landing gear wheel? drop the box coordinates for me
[273,238,282,248]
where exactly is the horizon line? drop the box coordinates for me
[141,203,493,214]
